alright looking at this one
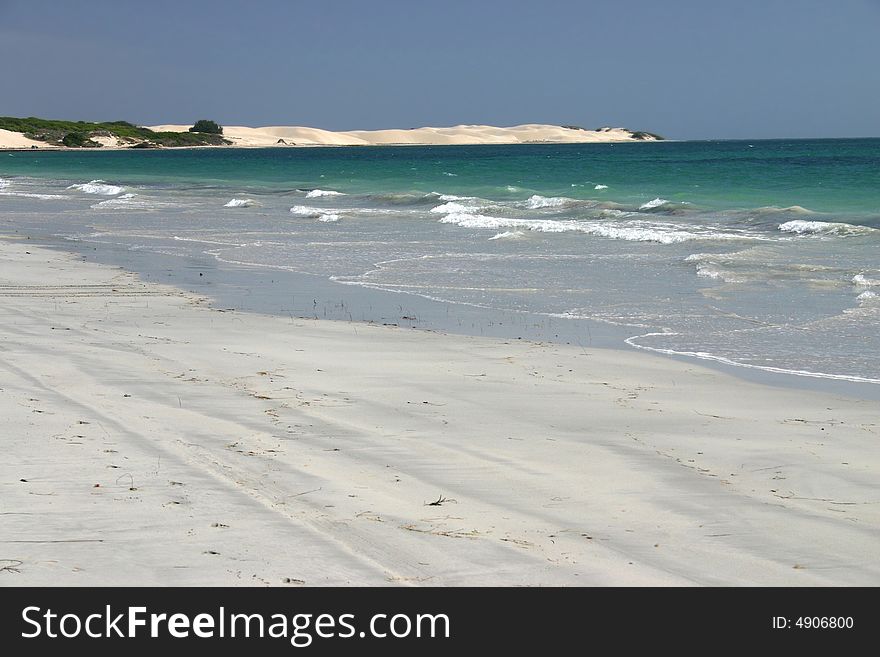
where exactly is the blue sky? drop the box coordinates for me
[2,0,878,139]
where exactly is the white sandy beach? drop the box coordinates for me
[1,238,878,586]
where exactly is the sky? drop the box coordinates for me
[2,0,879,139]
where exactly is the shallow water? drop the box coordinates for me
[2,139,879,387]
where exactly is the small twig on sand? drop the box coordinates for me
[0,560,23,574]
[289,487,322,499]
[425,495,456,507]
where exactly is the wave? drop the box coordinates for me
[594,184,608,190]
[290,205,340,222]
[638,198,670,211]
[438,212,759,244]
[368,192,440,205]
[430,200,487,214]
[523,195,575,209]
[0,190,68,199]
[67,180,125,195]
[695,267,723,280]
[625,332,880,385]
[778,220,877,236]
[91,193,135,208]
[858,290,878,302]
[224,198,257,208]
[89,193,178,210]
[488,230,526,241]
[305,189,345,198]
[853,273,880,287]
[757,205,816,216]
[289,205,324,217]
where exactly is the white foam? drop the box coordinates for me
[224,198,257,208]
[438,212,757,244]
[778,220,875,236]
[90,194,178,210]
[853,273,880,287]
[505,185,519,192]
[684,253,709,262]
[67,180,125,195]
[857,290,878,302]
[488,230,526,241]
[305,189,345,198]
[639,197,669,210]
[430,200,486,214]
[594,184,609,190]
[290,205,324,217]
[625,332,880,385]
[437,194,468,201]
[524,195,573,209]
[317,213,340,222]
[695,267,723,279]
[0,191,67,199]
[0,177,68,198]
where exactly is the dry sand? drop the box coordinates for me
[0,129,59,150]
[1,238,877,586]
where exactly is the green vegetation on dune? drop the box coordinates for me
[628,130,664,141]
[0,116,230,148]
[189,119,223,135]
[562,125,664,140]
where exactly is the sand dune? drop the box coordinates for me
[148,123,653,147]
[0,124,655,150]
[0,128,59,150]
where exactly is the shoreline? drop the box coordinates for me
[2,237,878,586]
[43,232,880,403]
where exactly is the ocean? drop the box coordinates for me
[2,139,879,387]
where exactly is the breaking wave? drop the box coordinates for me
[639,198,670,210]
[523,195,576,209]
[430,200,487,214]
[290,205,340,222]
[488,230,526,241]
[853,273,880,287]
[305,189,345,198]
[67,180,125,195]
[0,190,67,199]
[778,220,877,236]
[289,205,324,217]
[438,212,760,244]
[224,198,257,208]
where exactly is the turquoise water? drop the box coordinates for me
[2,139,879,383]
[5,139,880,214]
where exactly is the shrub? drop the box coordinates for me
[189,119,223,135]
[630,130,664,141]
[62,132,101,147]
